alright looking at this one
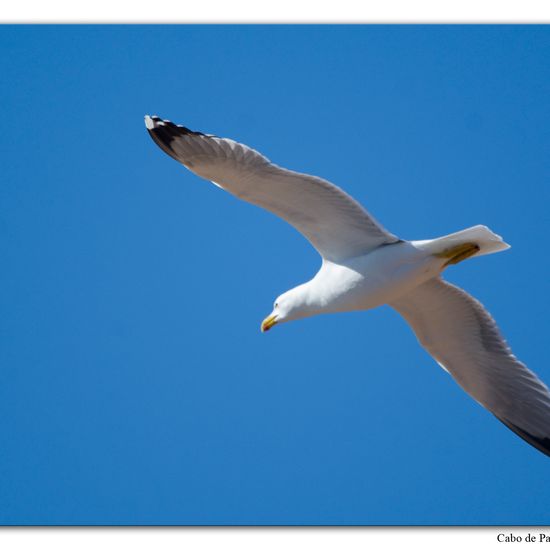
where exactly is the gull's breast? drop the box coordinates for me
[312,241,440,313]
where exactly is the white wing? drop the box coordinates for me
[390,277,550,457]
[145,116,399,261]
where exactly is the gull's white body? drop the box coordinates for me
[145,115,550,458]
[281,241,439,320]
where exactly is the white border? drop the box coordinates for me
[1,0,550,23]
[1,527,547,550]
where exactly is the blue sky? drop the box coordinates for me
[1,25,549,525]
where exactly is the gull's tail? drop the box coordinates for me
[414,225,511,262]
[437,225,510,257]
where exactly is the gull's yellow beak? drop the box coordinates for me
[261,314,278,333]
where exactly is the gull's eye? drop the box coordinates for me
[274,302,279,309]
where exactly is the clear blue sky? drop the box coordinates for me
[1,25,549,525]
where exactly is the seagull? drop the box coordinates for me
[144,115,550,458]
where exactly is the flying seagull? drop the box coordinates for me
[145,115,550,458]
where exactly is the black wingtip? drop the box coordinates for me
[144,115,207,137]
[495,416,550,458]
[144,115,211,162]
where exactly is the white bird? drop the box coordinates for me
[145,115,550,458]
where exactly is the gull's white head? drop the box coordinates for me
[261,284,314,332]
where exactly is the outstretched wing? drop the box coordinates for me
[390,277,550,458]
[145,115,399,261]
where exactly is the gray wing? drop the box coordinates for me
[145,116,399,262]
[390,277,550,458]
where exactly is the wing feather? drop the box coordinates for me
[145,116,399,261]
[390,277,550,457]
